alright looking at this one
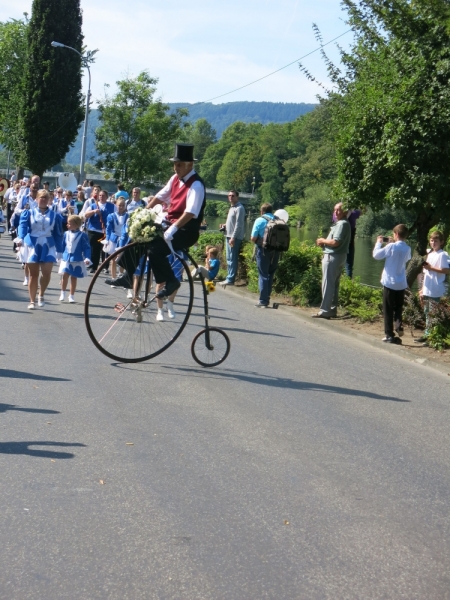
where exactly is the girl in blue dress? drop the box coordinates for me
[58,215,92,303]
[17,189,64,309]
[103,197,129,279]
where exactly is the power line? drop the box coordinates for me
[201,29,352,104]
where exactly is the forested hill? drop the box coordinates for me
[63,101,316,165]
[168,102,317,136]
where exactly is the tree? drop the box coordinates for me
[183,118,217,162]
[95,71,187,187]
[283,105,336,204]
[327,0,450,275]
[0,17,28,169]
[19,0,84,176]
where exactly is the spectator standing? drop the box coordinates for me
[115,183,129,201]
[313,202,351,319]
[373,224,411,343]
[84,189,115,272]
[126,187,145,213]
[83,180,94,199]
[10,171,16,182]
[415,231,450,344]
[219,190,245,287]
[250,203,280,308]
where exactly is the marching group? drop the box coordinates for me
[2,172,151,309]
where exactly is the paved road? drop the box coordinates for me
[1,235,450,600]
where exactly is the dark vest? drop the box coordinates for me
[168,173,206,232]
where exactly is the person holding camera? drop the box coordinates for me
[219,190,245,287]
[373,224,411,343]
[313,202,351,319]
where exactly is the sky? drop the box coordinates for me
[0,0,352,106]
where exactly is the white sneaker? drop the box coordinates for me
[68,295,75,303]
[167,300,176,319]
[126,289,133,299]
[156,309,164,322]
[59,292,65,301]
[23,277,28,286]
[28,302,35,310]
[38,297,45,307]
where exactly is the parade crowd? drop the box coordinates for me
[2,149,449,348]
[2,173,158,308]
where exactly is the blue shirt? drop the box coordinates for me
[251,213,275,241]
[207,258,220,279]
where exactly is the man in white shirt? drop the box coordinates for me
[415,230,450,344]
[373,224,411,343]
[105,143,206,300]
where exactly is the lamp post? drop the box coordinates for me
[51,41,94,183]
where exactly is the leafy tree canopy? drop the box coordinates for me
[0,17,28,164]
[329,0,450,254]
[95,71,187,187]
[20,0,84,175]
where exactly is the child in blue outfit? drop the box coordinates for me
[58,215,92,303]
[191,246,220,281]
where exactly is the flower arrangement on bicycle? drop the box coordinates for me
[127,207,163,243]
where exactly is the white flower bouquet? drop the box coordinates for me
[127,207,162,243]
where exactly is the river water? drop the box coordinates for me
[205,217,384,288]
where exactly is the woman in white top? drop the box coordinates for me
[416,231,450,342]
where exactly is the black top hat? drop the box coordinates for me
[169,143,197,162]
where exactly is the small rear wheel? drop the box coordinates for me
[191,327,230,367]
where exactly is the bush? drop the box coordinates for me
[241,239,323,304]
[426,297,450,350]
[338,276,383,322]
[190,232,225,266]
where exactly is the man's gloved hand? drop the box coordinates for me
[164,224,178,242]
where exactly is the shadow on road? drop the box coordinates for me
[0,369,71,381]
[0,403,60,415]
[0,441,86,459]
[160,365,411,403]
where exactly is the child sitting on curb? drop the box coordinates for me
[373,224,411,344]
[415,230,450,345]
[191,246,220,281]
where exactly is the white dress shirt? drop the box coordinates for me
[155,169,204,218]
[373,240,411,290]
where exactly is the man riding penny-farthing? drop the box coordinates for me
[84,143,230,367]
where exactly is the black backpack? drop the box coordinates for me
[262,215,290,252]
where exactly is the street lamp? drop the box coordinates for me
[51,41,96,183]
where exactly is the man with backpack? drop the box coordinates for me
[250,202,290,308]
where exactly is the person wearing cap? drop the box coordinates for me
[105,143,206,303]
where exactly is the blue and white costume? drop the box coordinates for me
[18,207,64,263]
[103,212,129,254]
[58,230,91,278]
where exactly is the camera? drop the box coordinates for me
[382,236,390,243]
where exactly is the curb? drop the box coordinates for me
[217,283,450,378]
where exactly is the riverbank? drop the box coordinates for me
[216,280,450,375]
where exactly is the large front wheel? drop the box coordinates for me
[84,242,194,363]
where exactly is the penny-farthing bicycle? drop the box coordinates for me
[84,241,230,367]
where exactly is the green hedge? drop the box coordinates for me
[241,239,383,322]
